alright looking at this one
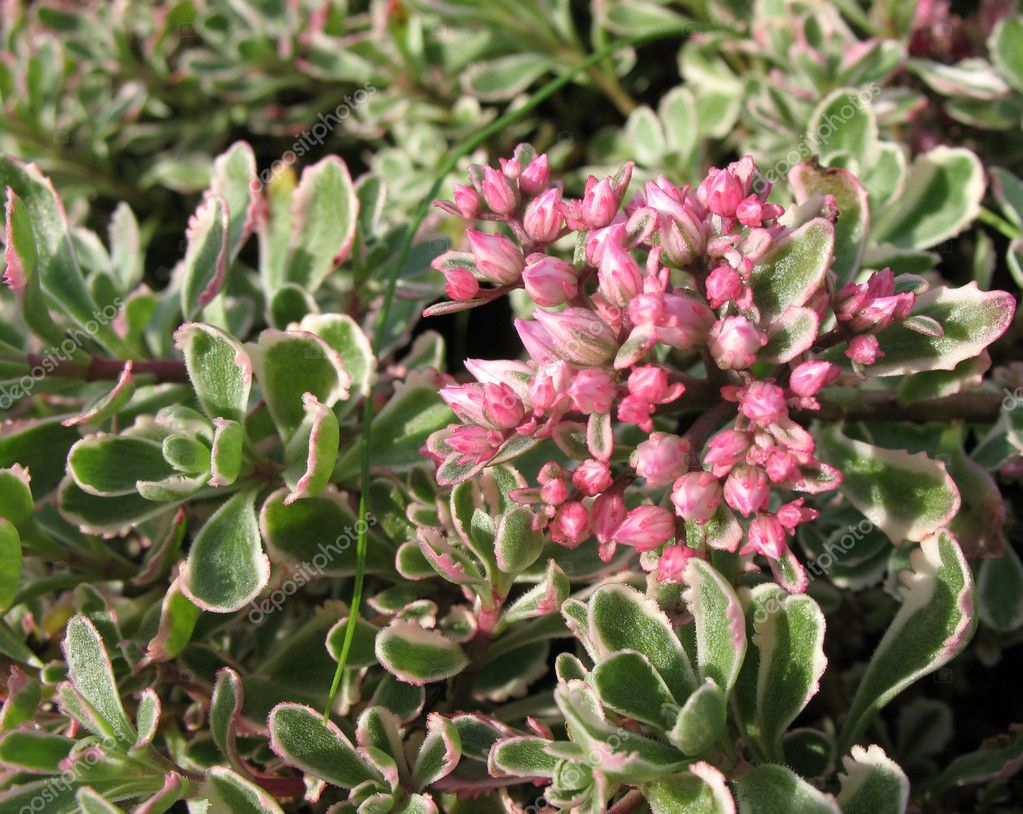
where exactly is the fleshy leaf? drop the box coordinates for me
[668,679,727,756]
[839,530,974,753]
[269,702,379,789]
[181,489,269,613]
[174,322,252,423]
[204,766,284,814]
[0,521,21,613]
[734,764,840,813]
[977,546,1023,632]
[790,161,869,283]
[682,558,746,696]
[494,506,543,575]
[593,650,678,727]
[375,622,469,685]
[748,218,834,324]
[180,194,229,319]
[488,736,559,779]
[413,713,461,789]
[282,393,340,504]
[210,141,259,260]
[817,424,960,543]
[211,668,244,770]
[836,745,910,814]
[68,436,176,497]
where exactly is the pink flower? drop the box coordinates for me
[482,382,525,429]
[671,471,722,524]
[789,361,840,397]
[776,498,819,532]
[617,394,656,432]
[705,265,742,308]
[528,361,572,413]
[481,166,517,214]
[590,492,627,543]
[703,429,751,477]
[746,513,787,559]
[572,459,612,496]
[657,293,716,349]
[585,222,628,267]
[523,188,563,244]
[627,366,685,405]
[531,308,618,367]
[612,506,676,551]
[444,267,479,301]
[550,501,589,547]
[765,451,799,483]
[567,369,617,415]
[723,464,770,517]
[445,425,504,464]
[845,334,883,366]
[466,230,524,284]
[708,316,765,370]
[834,269,914,333]
[739,381,788,426]
[698,168,743,218]
[657,545,698,583]
[735,195,783,227]
[522,256,577,307]
[580,177,617,228]
[519,153,550,195]
[453,184,480,219]
[634,433,690,486]
[598,240,643,306]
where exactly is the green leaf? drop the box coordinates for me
[977,546,1023,632]
[790,162,869,284]
[682,558,746,696]
[0,520,21,612]
[760,306,819,364]
[375,622,469,685]
[144,579,201,663]
[587,583,697,703]
[59,478,176,537]
[930,725,1023,797]
[61,362,136,428]
[626,106,667,167]
[839,530,974,753]
[68,436,176,497]
[817,424,960,543]
[180,194,229,319]
[250,329,350,441]
[210,141,259,260]
[806,87,878,164]
[872,147,984,250]
[108,202,142,292]
[489,736,558,779]
[300,313,376,406]
[181,489,269,613]
[0,465,33,526]
[211,668,244,768]
[413,713,461,789]
[659,86,698,163]
[990,17,1023,94]
[734,764,840,813]
[282,393,340,503]
[743,586,827,760]
[644,763,736,814]
[836,745,909,814]
[841,283,1016,377]
[285,157,358,292]
[204,766,284,814]
[76,788,126,814]
[593,650,678,727]
[668,679,727,756]
[209,418,245,486]
[61,615,135,747]
[174,322,253,423]
[0,668,40,731]
[326,615,380,668]
[748,218,834,324]
[461,54,553,101]
[0,730,74,772]
[134,688,160,750]
[268,702,379,788]
[494,506,543,575]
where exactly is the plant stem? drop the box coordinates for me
[321,21,712,720]
[18,354,190,384]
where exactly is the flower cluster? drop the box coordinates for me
[426,145,924,592]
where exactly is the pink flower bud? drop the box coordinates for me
[453,184,480,219]
[723,464,770,517]
[739,381,788,426]
[550,500,589,548]
[446,425,504,464]
[466,229,524,284]
[532,308,618,367]
[657,209,708,267]
[567,369,617,415]
[590,492,627,543]
[746,513,787,560]
[617,394,655,432]
[776,498,818,532]
[482,382,525,429]
[522,255,577,307]
[585,222,628,266]
[439,383,488,425]
[540,477,568,505]
[444,267,480,301]
[481,166,518,215]
[657,293,716,349]
[705,265,743,308]
[627,365,684,404]
[634,433,690,487]
[789,360,841,397]
[708,316,765,370]
[519,153,551,195]
[598,240,643,306]
[670,471,722,524]
[581,177,618,228]
[523,188,564,244]
[657,544,698,583]
[845,334,883,365]
[572,459,613,496]
[703,429,751,477]
[528,361,571,413]
[698,168,743,218]
[764,450,799,483]
[612,506,676,551]
[516,318,558,363]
